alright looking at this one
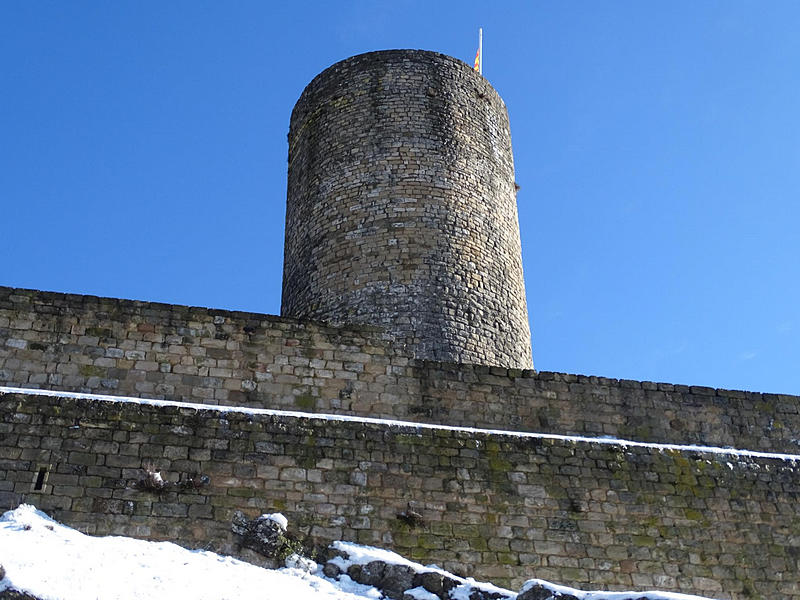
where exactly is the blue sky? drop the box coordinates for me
[2,2,799,394]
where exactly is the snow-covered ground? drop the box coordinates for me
[0,506,717,600]
[0,505,380,600]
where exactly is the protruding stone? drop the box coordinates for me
[516,583,579,600]
[347,560,386,587]
[413,570,460,599]
[322,561,341,578]
[380,564,416,599]
[230,511,299,559]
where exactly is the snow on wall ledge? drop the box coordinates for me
[1,388,799,599]
[2,285,800,453]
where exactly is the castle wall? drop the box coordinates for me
[2,388,798,599]
[2,286,800,454]
[282,50,532,369]
[5,42,796,600]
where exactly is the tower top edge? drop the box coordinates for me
[292,49,502,113]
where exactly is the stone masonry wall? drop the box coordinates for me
[282,50,532,369]
[2,286,800,454]
[2,388,798,599]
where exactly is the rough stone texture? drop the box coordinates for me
[4,48,798,600]
[2,286,800,453]
[0,591,40,600]
[230,511,299,560]
[282,50,532,369]
[517,584,578,600]
[327,549,496,600]
[2,389,799,599]
[516,580,712,600]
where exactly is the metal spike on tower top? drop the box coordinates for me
[473,27,483,74]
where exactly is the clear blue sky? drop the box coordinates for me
[2,2,799,395]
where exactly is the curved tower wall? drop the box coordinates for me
[282,50,532,369]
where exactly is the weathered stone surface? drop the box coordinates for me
[2,388,799,596]
[412,570,460,599]
[322,561,341,578]
[468,589,514,600]
[231,511,298,559]
[347,561,386,588]
[339,554,468,600]
[517,583,579,600]
[379,564,417,599]
[2,285,799,454]
[282,50,532,370]
[517,581,678,600]
[0,590,40,600]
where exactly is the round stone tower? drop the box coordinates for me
[282,50,533,369]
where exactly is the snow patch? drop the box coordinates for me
[329,541,516,599]
[331,540,419,569]
[404,586,440,600]
[285,553,317,573]
[0,505,371,600]
[519,578,714,600]
[263,512,288,531]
